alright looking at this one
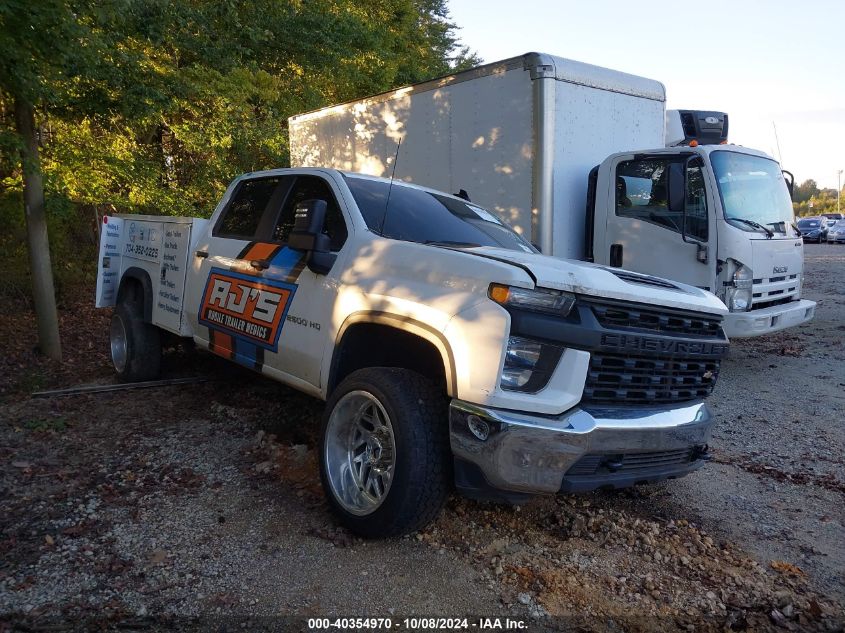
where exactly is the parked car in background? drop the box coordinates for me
[797,217,827,243]
[822,213,843,222]
[827,219,845,244]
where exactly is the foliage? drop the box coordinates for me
[0,0,478,300]
[792,179,843,217]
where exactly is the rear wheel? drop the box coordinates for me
[110,300,161,382]
[319,368,451,538]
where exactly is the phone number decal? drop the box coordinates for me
[124,243,159,259]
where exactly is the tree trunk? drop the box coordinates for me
[14,97,62,362]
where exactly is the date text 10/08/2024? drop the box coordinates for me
[306,618,529,630]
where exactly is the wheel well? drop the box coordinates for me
[330,323,448,395]
[117,268,153,321]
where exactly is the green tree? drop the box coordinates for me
[793,179,819,204]
[1,0,477,362]
[0,0,117,361]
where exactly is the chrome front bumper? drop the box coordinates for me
[723,299,816,338]
[449,399,714,495]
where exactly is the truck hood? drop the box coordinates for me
[465,246,728,316]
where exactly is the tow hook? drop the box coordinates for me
[605,456,624,472]
[692,445,712,462]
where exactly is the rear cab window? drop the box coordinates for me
[214,176,289,240]
[213,173,349,252]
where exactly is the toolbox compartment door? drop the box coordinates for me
[95,215,124,308]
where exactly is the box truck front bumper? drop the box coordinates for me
[449,399,714,497]
[723,299,815,338]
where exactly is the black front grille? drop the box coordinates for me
[566,448,697,477]
[583,352,719,404]
[592,304,722,338]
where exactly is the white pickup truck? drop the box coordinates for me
[96,168,729,537]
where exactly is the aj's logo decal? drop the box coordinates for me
[198,268,296,351]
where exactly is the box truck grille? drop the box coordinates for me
[583,352,719,404]
[592,304,722,338]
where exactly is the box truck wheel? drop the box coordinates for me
[110,300,161,382]
[319,368,451,538]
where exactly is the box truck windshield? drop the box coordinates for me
[711,151,795,232]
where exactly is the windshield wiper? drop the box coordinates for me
[730,217,774,238]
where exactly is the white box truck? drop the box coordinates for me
[289,52,816,338]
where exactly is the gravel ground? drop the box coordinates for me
[1,245,843,631]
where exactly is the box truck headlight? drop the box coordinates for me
[489,284,576,316]
[725,265,753,312]
[500,336,562,392]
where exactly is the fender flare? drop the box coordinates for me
[332,311,458,397]
[118,267,154,322]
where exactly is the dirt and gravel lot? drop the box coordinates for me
[1,245,843,631]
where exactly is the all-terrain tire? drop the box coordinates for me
[110,300,161,382]
[319,367,451,538]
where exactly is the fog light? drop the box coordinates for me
[467,415,490,441]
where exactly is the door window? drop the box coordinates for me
[273,176,348,251]
[214,176,286,240]
[616,158,708,241]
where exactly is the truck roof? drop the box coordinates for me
[236,167,476,204]
[289,52,665,123]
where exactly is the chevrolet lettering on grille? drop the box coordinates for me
[600,334,729,356]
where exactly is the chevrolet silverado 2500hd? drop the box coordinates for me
[96,168,729,537]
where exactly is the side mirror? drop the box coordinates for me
[782,169,795,200]
[672,157,709,262]
[288,199,336,275]
[666,162,686,213]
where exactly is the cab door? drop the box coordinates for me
[186,173,297,368]
[602,155,716,291]
[262,174,350,387]
[186,172,349,390]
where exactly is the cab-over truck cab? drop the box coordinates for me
[98,168,729,537]
[589,139,815,338]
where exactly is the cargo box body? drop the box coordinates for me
[95,215,208,336]
[289,53,666,259]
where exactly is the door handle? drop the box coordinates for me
[609,244,623,268]
[195,250,208,259]
[250,259,270,270]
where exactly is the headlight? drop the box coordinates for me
[725,264,752,312]
[489,284,576,316]
[500,336,562,392]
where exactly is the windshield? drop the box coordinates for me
[834,220,845,229]
[711,151,794,233]
[344,175,537,253]
[797,219,820,228]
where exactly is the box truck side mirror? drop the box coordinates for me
[668,158,708,262]
[782,169,795,200]
[289,199,336,275]
[667,162,686,213]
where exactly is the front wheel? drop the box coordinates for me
[319,368,451,538]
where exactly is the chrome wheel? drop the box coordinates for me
[324,390,396,516]
[110,314,128,373]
